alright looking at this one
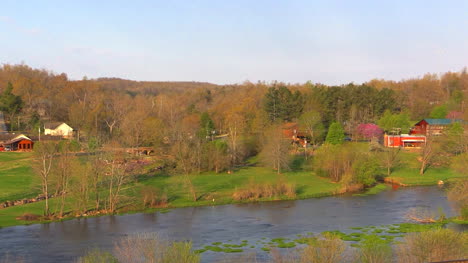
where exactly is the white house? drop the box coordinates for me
[44,122,74,138]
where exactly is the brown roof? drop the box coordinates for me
[2,138,32,145]
[44,122,64,129]
[0,134,31,143]
[282,122,298,129]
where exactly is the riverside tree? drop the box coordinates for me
[260,126,291,174]
[34,141,58,216]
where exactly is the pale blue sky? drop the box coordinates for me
[1,0,467,84]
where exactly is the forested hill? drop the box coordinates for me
[0,63,466,150]
[91,78,219,95]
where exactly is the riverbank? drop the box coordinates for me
[0,152,466,228]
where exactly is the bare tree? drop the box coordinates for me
[105,154,130,213]
[382,147,401,177]
[53,143,73,217]
[419,135,440,175]
[89,154,105,211]
[34,141,58,216]
[260,126,291,174]
[172,136,198,201]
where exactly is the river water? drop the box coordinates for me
[0,186,457,262]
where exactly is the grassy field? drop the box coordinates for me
[134,165,343,208]
[0,152,39,203]
[386,151,466,185]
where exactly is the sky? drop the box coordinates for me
[0,0,467,85]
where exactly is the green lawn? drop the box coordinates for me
[0,148,466,228]
[386,150,466,185]
[0,152,39,203]
[388,167,465,186]
[136,165,342,207]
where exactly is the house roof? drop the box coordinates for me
[421,119,464,125]
[2,137,33,145]
[0,134,30,142]
[44,122,67,129]
[282,122,298,129]
[1,134,32,145]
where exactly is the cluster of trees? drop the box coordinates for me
[33,141,138,217]
[0,64,467,176]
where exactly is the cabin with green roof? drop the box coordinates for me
[410,118,465,136]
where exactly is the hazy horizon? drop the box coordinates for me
[1,0,467,85]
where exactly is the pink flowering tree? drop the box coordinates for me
[357,123,383,140]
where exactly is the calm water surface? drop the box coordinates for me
[0,186,456,262]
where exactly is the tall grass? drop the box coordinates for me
[298,233,346,263]
[74,233,200,263]
[113,233,200,263]
[355,235,392,263]
[395,229,468,263]
[232,180,296,201]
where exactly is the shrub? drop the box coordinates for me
[141,186,168,208]
[232,181,296,201]
[448,179,468,220]
[356,235,392,263]
[113,233,200,263]
[395,229,468,263]
[299,233,346,263]
[352,155,379,187]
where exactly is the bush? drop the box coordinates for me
[114,233,200,263]
[232,180,296,201]
[396,229,468,263]
[352,154,379,187]
[356,235,392,263]
[314,144,379,186]
[447,179,468,220]
[141,186,168,208]
[299,233,346,263]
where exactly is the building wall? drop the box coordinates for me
[44,123,73,137]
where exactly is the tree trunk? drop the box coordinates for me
[419,161,426,175]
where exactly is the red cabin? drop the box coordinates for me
[384,134,426,148]
[0,134,34,151]
[410,118,464,136]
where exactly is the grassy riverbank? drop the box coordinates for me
[0,151,466,228]
[0,152,38,203]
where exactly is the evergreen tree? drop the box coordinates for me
[198,112,215,140]
[0,82,23,115]
[325,122,345,145]
[263,86,303,122]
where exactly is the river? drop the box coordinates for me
[0,186,457,262]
